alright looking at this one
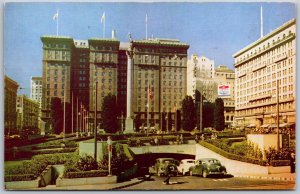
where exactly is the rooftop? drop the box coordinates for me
[133,38,189,47]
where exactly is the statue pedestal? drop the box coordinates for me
[124,118,134,134]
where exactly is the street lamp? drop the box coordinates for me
[78,112,81,136]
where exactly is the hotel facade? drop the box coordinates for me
[233,19,296,130]
[41,34,189,131]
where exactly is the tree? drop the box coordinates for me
[194,90,201,130]
[176,110,181,131]
[50,97,63,134]
[161,112,166,131]
[203,101,215,128]
[181,95,196,131]
[101,93,118,133]
[134,113,142,132]
[214,98,225,131]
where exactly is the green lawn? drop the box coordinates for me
[5,160,30,168]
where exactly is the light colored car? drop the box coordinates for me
[178,159,195,175]
[189,158,227,178]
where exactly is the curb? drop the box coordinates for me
[234,174,296,181]
[110,179,145,190]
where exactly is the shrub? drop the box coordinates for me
[199,141,267,166]
[76,155,98,171]
[64,170,108,178]
[32,148,77,155]
[4,174,36,182]
[270,160,290,167]
[265,147,294,163]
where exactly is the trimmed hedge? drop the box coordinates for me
[199,141,267,166]
[270,160,290,167]
[32,148,77,155]
[5,153,78,181]
[64,170,108,178]
[4,174,36,182]
[31,141,77,150]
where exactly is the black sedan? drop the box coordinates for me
[189,158,227,178]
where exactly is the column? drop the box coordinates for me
[124,42,134,133]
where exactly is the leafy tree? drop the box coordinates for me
[101,93,118,133]
[214,98,225,131]
[181,95,196,131]
[161,112,166,131]
[134,113,142,132]
[176,110,181,131]
[194,90,201,130]
[203,101,215,128]
[50,97,63,134]
[167,112,172,131]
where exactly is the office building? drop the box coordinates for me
[4,76,19,135]
[233,19,296,129]
[17,95,40,130]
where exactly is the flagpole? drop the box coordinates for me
[76,97,79,137]
[71,91,73,134]
[56,9,59,36]
[147,84,150,135]
[63,74,66,141]
[146,14,148,40]
[260,6,263,38]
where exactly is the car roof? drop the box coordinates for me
[198,158,219,161]
[181,159,195,162]
[157,158,176,161]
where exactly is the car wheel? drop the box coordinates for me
[202,170,208,178]
[189,170,193,176]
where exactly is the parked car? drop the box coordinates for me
[189,158,227,178]
[149,158,179,177]
[178,159,195,175]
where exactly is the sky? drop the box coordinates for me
[3,2,296,96]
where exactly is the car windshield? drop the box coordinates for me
[207,159,220,164]
[187,161,194,163]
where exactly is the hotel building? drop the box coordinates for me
[233,19,296,129]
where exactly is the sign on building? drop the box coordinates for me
[218,84,230,98]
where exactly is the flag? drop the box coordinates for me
[53,10,59,20]
[101,12,105,23]
[145,14,148,23]
[148,85,154,100]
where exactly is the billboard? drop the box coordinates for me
[218,84,230,98]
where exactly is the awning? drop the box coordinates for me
[269,124,277,128]
[260,124,270,128]
[247,124,256,128]
[279,123,295,128]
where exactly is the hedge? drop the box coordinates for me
[4,174,36,182]
[32,148,77,155]
[64,170,108,178]
[5,153,78,181]
[199,141,267,166]
[31,141,77,150]
[270,160,290,167]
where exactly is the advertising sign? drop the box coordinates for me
[218,84,230,98]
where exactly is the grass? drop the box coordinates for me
[5,160,30,168]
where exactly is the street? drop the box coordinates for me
[121,175,295,190]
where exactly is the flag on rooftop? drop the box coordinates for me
[101,12,105,23]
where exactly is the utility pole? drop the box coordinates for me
[94,81,98,160]
[277,79,280,150]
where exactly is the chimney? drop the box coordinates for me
[112,30,116,39]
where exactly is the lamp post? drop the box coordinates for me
[78,112,81,136]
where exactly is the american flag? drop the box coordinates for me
[148,85,154,100]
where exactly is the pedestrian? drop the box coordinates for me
[180,134,184,144]
[163,165,174,185]
[290,152,296,173]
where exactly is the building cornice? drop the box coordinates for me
[233,18,296,58]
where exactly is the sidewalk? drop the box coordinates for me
[232,172,296,181]
[34,178,144,190]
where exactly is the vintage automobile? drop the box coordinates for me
[149,158,179,177]
[189,158,227,178]
[177,159,195,175]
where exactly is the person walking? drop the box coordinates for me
[180,134,184,144]
[163,165,174,185]
[290,152,296,173]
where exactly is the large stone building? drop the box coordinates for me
[214,65,235,127]
[41,35,189,132]
[17,95,40,130]
[131,38,189,127]
[4,76,18,135]
[233,19,296,130]
[187,55,215,98]
[30,77,43,107]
